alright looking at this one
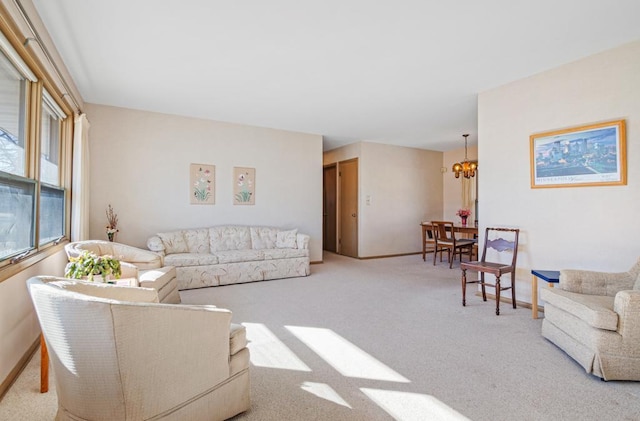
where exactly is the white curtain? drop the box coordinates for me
[71,113,90,241]
[461,176,477,219]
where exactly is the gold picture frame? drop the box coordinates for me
[530,119,626,188]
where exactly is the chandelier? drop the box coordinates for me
[452,134,477,178]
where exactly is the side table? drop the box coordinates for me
[531,269,560,319]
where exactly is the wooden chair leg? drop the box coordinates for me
[511,271,517,309]
[40,334,48,393]
[480,272,487,301]
[461,269,467,306]
[495,276,501,315]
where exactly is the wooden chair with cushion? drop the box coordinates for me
[431,221,475,269]
[460,227,520,315]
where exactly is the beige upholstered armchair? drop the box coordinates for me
[65,240,181,304]
[28,276,250,421]
[540,257,640,380]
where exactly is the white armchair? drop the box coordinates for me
[28,276,250,421]
[65,240,181,304]
[540,257,640,380]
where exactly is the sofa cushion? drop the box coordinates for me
[164,253,219,267]
[157,231,188,254]
[540,287,618,331]
[216,249,265,264]
[184,229,210,254]
[263,248,309,260]
[209,226,251,252]
[276,229,298,249]
[250,227,278,250]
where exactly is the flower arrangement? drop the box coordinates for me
[456,209,471,217]
[64,250,121,282]
[105,204,119,241]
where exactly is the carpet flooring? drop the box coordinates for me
[2,252,640,420]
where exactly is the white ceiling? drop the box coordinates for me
[32,0,640,151]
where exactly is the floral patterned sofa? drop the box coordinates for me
[147,225,310,290]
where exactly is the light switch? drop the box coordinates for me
[366,195,371,206]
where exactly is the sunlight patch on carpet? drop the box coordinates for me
[361,388,471,421]
[243,322,311,371]
[300,381,352,408]
[286,326,409,383]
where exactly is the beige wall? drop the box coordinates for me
[86,104,324,262]
[0,250,67,388]
[478,40,640,305]
[324,141,443,257]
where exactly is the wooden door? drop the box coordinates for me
[323,165,337,252]
[339,159,358,257]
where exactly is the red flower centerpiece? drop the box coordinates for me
[456,209,471,226]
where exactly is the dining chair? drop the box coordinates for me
[460,227,520,315]
[430,221,475,269]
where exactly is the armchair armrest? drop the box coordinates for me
[120,261,139,279]
[147,235,166,256]
[111,243,163,269]
[560,269,634,296]
[45,277,159,302]
[614,290,640,347]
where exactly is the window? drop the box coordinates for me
[40,90,62,186]
[0,175,35,258]
[0,30,71,266]
[0,49,27,177]
[39,184,64,245]
[0,47,31,261]
[38,90,66,246]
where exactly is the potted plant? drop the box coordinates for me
[64,250,122,282]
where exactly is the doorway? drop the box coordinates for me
[338,158,358,258]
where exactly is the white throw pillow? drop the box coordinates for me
[250,227,278,250]
[276,229,298,249]
[157,231,188,254]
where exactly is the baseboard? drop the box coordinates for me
[0,336,40,401]
[310,260,323,264]
[359,252,421,260]
[474,291,535,310]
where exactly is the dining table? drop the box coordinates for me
[420,222,478,261]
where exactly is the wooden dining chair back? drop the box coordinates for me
[460,227,520,315]
[431,221,475,269]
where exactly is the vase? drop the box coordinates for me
[461,216,468,226]
[107,232,115,242]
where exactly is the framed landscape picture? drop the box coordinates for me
[233,167,255,205]
[190,163,215,204]
[530,119,626,188]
